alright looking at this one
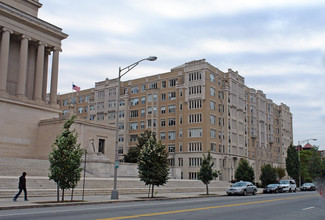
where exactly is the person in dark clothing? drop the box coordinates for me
[13,172,28,201]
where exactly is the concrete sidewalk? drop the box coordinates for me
[0,191,227,210]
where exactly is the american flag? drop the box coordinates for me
[72,84,80,92]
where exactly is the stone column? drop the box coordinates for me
[34,41,46,102]
[42,49,51,101]
[49,48,60,105]
[0,28,13,94]
[17,35,31,98]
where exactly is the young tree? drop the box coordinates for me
[138,135,169,197]
[48,115,84,201]
[235,158,255,183]
[260,164,277,187]
[124,130,156,163]
[285,143,300,185]
[198,152,220,195]
[275,167,286,180]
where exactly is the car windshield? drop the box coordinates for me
[279,180,289,184]
[233,182,246,187]
[267,184,277,187]
[303,183,311,186]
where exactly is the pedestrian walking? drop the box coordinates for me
[13,172,28,201]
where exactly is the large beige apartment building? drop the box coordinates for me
[58,59,293,182]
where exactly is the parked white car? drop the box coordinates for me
[278,179,297,192]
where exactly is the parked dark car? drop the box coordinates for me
[226,181,257,196]
[301,183,316,191]
[263,184,283,193]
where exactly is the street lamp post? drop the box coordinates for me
[111,56,157,199]
[297,138,317,188]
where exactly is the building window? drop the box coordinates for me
[141,96,145,104]
[89,115,95,120]
[130,110,138,118]
[119,110,124,118]
[130,135,137,142]
[188,128,202,138]
[161,106,166,114]
[141,84,146,92]
[211,143,217,152]
[210,129,216,138]
[188,142,202,152]
[97,113,104,121]
[140,121,145,129]
[153,106,157,114]
[147,107,152,114]
[109,89,116,97]
[189,85,202,95]
[78,107,83,114]
[168,131,176,140]
[160,132,166,140]
[118,122,124,130]
[178,158,183,166]
[168,92,176,100]
[147,119,152,128]
[118,135,124,142]
[62,99,68,106]
[98,139,105,154]
[130,122,138,130]
[179,130,182,138]
[119,100,125,106]
[108,112,115,119]
[131,98,139,106]
[169,78,177,87]
[210,101,215,110]
[210,115,216,124]
[153,94,157,102]
[189,172,198,180]
[161,93,166,101]
[148,82,157,89]
[189,158,202,167]
[168,158,175,166]
[189,71,201,81]
[179,103,183,111]
[210,87,216,97]
[85,96,90,102]
[189,113,202,123]
[168,118,176,126]
[168,105,176,113]
[210,73,215,82]
[118,147,124,155]
[98,90,105,98]
[84,106,88,113]
[189,99,202,109]
[147,94,152,102]
[168,144,175,152]
[131,86,139,94]
[78,96,83,103]
[161,119,166,127]
[141,109,145,116]
[161,81,166,88]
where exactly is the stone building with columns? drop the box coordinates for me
[0,0,116,167]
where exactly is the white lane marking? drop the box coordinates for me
[302,206,315,210]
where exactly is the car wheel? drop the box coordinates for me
[253,190,256,195]
[243,190,247,196]
[275,189,278,194]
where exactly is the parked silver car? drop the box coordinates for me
[278,179,297,192]
[226,181,257,196]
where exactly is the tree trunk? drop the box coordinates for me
[57,182,60,202]
[206,184,209,195]
[151,184,155,198]
[148,185,151,198]
[62,189,65,201]
[71,188,74,201]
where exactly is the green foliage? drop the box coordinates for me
[48,115,84,201]
[124,130,156,163]
[275,167,286,180]
[198,152,220,195]
[300,149,322,183]
[260,164,277,187]
[235,158,255,183]
[285,143,300,184]
[138,134,169,197]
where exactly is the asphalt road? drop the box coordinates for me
[0,191,324,220]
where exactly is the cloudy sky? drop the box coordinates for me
[38,0,325,149]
